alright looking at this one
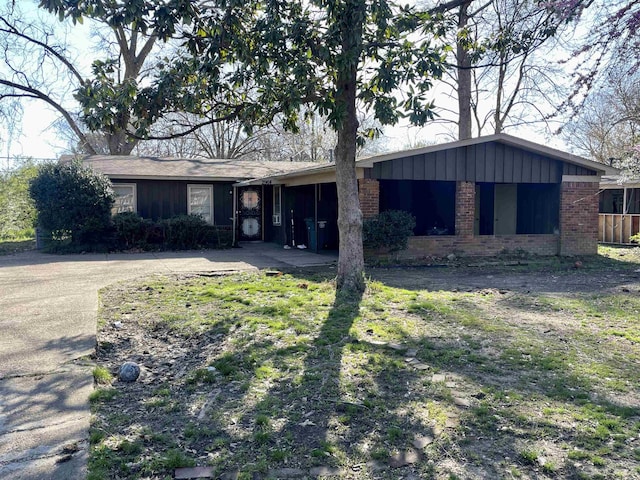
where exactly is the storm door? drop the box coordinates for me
[238,187,262,240]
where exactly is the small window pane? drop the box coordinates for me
[241,190,259,209]
[273,186,282,225]
[112,185,136,214]
[189,185,213,224]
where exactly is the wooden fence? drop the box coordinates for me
[599,214,640,244]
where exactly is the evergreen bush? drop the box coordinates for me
[363,209,416,252]
[29,161,114,246]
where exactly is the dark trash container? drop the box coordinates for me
[304,218,317,251]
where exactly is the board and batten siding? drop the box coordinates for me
[112,179,234,225]
[368,142,597,183]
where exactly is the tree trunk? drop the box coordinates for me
[107,130,137,155]
[335,74,365,293]
[457,2,472,140]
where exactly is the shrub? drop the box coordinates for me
[29,160,114,246]
[363,209,416,252]
[160,214,209,250]
[112,212,155,249]
[111,213,232,251]
[203,225,233,248]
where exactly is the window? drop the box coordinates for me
[241,190,260,210]
[379,180,455,235]
[272,185,282,225]
[112,183,136,215]
[188,185,213,224]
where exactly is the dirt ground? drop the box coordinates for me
[368,260,640,295]
[93,249,640,480]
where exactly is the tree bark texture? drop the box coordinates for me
[334,3,366,294]
[335,74,365,293]
[457,2,473,140]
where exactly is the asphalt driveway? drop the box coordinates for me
[0,245,334,479]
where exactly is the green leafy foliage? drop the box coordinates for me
[363,209,416,252]
[160,214,210,250]
[112,211,156,249]
[0,162,39,241]
[29,160,114,245]
[112,212,232,251]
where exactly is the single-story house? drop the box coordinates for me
[76,133,616,257]
[73,155,319,244]
[598,175,640,244]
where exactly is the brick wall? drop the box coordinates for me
[560,181,600,255]
[358,178,379,218]
[390,234,560,259]
[363,179,599,261]
[455,181,475,236]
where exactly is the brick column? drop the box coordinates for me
[560,181,599,255]
[455,181,475,236]
[358,178,380,218]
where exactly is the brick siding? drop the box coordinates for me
[364,179,598,260]
[393,234,559,260]
[358,178,380,218]
[455,181,475,236]
[560,181,600,255]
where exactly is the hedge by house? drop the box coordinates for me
[112,212,233,251]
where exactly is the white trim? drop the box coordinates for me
[561,175,602,183]
[187,184,214,225]
[112,183,137,214]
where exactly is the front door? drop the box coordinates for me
[238,187,262,240]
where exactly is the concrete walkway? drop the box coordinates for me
[0,244,335,479]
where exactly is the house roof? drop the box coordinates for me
[67,155,319,182]
[69,133,617,186]
[356,133,619,176]
[236,133,618,186]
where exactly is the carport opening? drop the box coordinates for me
[379,180,455,235]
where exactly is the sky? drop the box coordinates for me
[1,0,577,165]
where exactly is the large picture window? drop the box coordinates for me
[188,185,213,224]
[112,183,137,215]
[273,185,282,225]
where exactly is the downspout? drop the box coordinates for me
[624,187,628,214]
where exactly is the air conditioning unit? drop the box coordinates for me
[272,214,281,225]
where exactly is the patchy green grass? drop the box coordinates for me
[91,255,640,479]
[92,366,113,385]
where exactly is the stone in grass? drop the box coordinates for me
[453,397,471,408]
[431,374,446,383]
[118,362,141,383]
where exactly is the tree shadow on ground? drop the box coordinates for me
[89,269,640,479]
